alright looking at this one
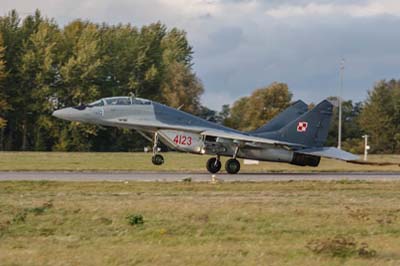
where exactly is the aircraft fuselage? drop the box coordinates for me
[53,96,356,174]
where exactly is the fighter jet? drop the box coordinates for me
[52,96,358,174]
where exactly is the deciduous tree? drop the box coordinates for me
[224,83,292,131]
[359,80,400,153]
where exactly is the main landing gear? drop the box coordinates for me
[224,145,240,174]
[151,132,164,166]
[225,158,240,174]
[206,157,241,174]
[206,157,222,173]
[206,146,241,174]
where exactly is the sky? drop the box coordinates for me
[1,0,400,110]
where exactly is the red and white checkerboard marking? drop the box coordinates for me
[297,121,308,132]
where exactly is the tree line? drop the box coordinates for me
[0,10,399,154]
[0,10,203,151]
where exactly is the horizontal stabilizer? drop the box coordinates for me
[296,147,359,161]
[347,160,400,166]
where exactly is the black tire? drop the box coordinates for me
[206,157,222,173]
[225,158,240,174]
[152,154,164,165]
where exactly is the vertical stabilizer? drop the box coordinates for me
[259,100,333,147]
[250,100,308,134]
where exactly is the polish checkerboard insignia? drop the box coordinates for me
[297,121,308,132]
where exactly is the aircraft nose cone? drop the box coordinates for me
[51,110,61,118]
[52,109,65,119]
[52,108,75,121]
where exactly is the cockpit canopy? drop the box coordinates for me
[87,97,152,107]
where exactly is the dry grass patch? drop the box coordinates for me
[0,181,400,265]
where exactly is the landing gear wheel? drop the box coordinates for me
[206,157,222,173]
[152,154,164,165]
[225,158,240,174]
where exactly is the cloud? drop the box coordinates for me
[265,1,400,18]
[158,0,220,18]
[1,0,400,110]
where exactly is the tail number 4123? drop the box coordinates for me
[173,135,192,146]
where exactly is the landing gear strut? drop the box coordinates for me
[151,132,164,166]
[206,157,221,173]
[225,145,240,174]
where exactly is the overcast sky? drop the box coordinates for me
[2,0,400,110]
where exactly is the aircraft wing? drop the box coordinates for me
[201,130,358,161]
[200,129,304,148]
[295,147,359,161]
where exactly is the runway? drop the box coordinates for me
[0,171,399,182]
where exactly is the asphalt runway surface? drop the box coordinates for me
[0,171,399,182]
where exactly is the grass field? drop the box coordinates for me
[1,181,400,265]
[0,152,399,172]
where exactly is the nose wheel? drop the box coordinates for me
[206,157,222,173]
[152,154,164,165]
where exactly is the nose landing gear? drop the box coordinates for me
[151,132,164,166]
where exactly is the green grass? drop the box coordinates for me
[1,181,400,265]
[0,152,399,172]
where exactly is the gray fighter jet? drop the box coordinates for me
[52,96,358,174]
